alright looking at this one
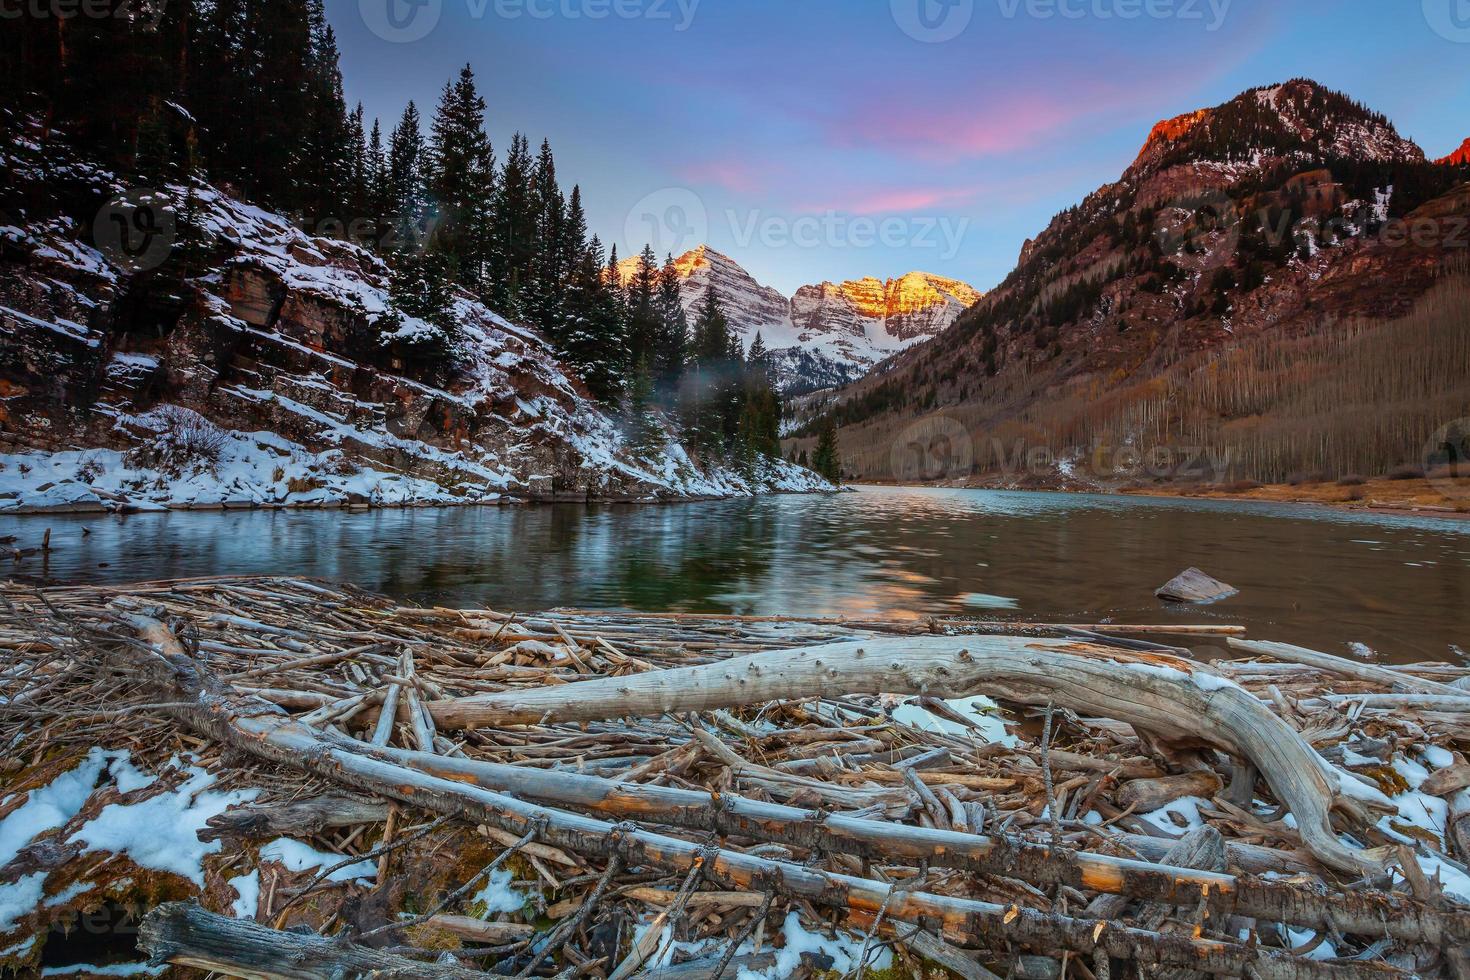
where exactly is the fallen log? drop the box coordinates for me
[138,901,492,979]
[201,797,391,841]
[108,615,1403,978]
[381,746,1466,946]
[1116,773,1224,813]
[426,636,1388,874]
[1228,639,1465,697]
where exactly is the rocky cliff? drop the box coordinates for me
[0,118,828,513]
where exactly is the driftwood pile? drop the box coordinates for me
[1,576,1468,979]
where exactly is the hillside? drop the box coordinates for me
[805,80,1470,486]
[0,116,828,512]
[618,246,981,393]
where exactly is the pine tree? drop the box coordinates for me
[384,248,460,385]
[526,139,567,338]
[654,255,688,406]
[491,132,535,315]
[558,236,626,402]
[296,6,352,223]
[624,358,664,459]
[425,65,496,293]
[344,104,369,239]
[625,245,660,369]
[811,417,841,483]
[366,118,389,246]
[682,287,737,458]
[741,332,782,461]
[387,101,425,251]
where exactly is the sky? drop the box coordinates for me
[330,0,1470,295]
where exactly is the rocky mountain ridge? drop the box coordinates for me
[620,246,982,394]
[807,79,1470,485]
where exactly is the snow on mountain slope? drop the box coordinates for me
[621,248,981,394]
[0,130,830,511]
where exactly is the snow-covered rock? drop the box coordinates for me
[0,126,833,510]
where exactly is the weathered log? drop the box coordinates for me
[1451,792,1470,865]
[138,901,492,979]
[201,797,391,841]
[426,636,1387,874]
[1421,766,1470,798]
[383,747,1464,946]
[424,914,534,944]
[1116,772,1224,813]
[106,617,1406,978]
[1228,639,1465,697]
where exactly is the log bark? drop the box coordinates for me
[1228,639,1465,697]
[382,747,1464,946]
[426,636,1386,874]
[201,797,391,841]
[1116,773,1224,813]
[138,901,491,979]
[107,617,1405,979]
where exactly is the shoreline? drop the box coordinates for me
[854,476,1470,520]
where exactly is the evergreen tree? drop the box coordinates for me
[491,132,536,315]
[558,236,626,402]
[296,4,352,221]
[387,101,426,251]
[425,65,496,293]
[811,417,841,483]
[740,333,782,461]
[366,118,389,246]
[624,358,664,459]
[384,248,460,384]
[682,287,737,458]
[654,255,689,405]
[526,139,567,338]
[625,245,660,369]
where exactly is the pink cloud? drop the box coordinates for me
[679,159,781,195]
[828,93,1104,163]
[798,185,981,215]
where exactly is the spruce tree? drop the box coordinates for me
[491,133,536,315]
[559,236,626,402]
[811,417,841,483]
[366,118,389,246]
[625,245,660,369]
[387,101,425,251]
[625,358,664,459]
[654,255,689,406]
[425,65,496,293]
[526,139,567,339]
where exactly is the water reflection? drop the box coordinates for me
[3,488,1466,663]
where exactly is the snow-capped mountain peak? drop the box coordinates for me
[619,247,981,393]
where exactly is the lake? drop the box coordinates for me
[3,487,1467,664]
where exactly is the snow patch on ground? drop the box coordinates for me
[890,695,1016,747]
[472,867,526,915]
[71,760,258,887]
[228,870,261,920]
[259,838,376,883]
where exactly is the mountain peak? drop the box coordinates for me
[1130,78,1423,174]
[1439,138,1470,166]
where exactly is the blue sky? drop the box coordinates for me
[330,0,1470,295]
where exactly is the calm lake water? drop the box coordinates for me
[3,487,1467,663]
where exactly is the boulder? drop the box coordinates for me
[1156,567,1237,604]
